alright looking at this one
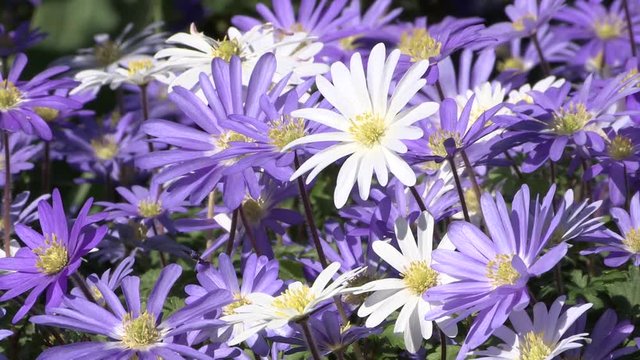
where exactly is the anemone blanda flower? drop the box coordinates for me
[582,192,640,267]
[0,54,78,140]
[485,0,565,41]
[564,307,638,360]
[0,21,46,57]
[222,262,364,345]
[185,253,282,356]
[426,185,568,351]
[69,255,135,305]
[0,189,107,322]
[284,43,438,208]
[139,53,289,210]
[31,264,232,360]
[471,296,592,359]
[354,211,457,353]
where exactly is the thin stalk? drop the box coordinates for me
[151,220,167,267]
[460,150,482,211]
[205,191,216,260]
[140,85,154,153]
[3,131,11,257]
[41,141,51,194]
[435,80,445,100]
[624,163,630,210]
[532,32,551,76]
[225,209,239,255]
[71,272,96,303]
[623,0,638,58]
[439,329,447,360]
[294,152,328,267]
[448,156,470,222]
[409,186,427,211]
[238,205,261,256]
[503,151,524,181]
[553,264,565,294]
[299,318,323,360]
[549,160,557,185]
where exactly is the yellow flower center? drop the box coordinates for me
[594,15,624,40]
[272,285,315,316]
[587,52,604,72]
[608,135,634,160]
[551,103,591,135]
[127,59,153,76]
[465,188,480,214]
[34,234,68,275]
[223,293,252,316]
[520,332,552,360]
[349,113,386,148]
[402,260,439,295]
[212,38,241,62]
[91,135,119,160]
[512,14,537,32]
[0,81,21,110]
[486,254,520,287]
[428,130,462,158]
[121,311,160,349]
[94,40,121,67]
[623,228,640,253]
[216,131,252,149]
[242,198,265,225]
[498,57,526,73]
[137,199,162,218]
[399,28,442,62]
[268,117,306,150]
[339,35,360,51]
[34,107,60,122]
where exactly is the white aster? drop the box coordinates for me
[353,211,457,353]
[455,81,509,129]
[285,42,438,208]
[72,55,173,94]
[472,296,592,360]
[222,262,364,345]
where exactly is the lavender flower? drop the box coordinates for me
[0,54,78,140]
[426,185,568,350]
[0,21,46,56]
[0,189,107,322]
[0,133,42,186]
[31,263,232,359]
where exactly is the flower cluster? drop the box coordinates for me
[0,0,639,359]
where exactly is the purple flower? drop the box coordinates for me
[0,54,78,140]
[495,74,640,173]
[31,263,232,360]
[0,190,49,241]
[70,255,135,304]
[232,0,351,41]
[426,185,568,351]
[419,95,502,160]
[185,253,282,356]
[0,189,107,322]
[582,192,640,267]
[485,0,565,41]
[98,181,189,233]
[139,53,284,209]
[555,0,640,68]
[0,133,42,186]
[60,112,148,183]
[564,308,637,360]
[0,21,46,56]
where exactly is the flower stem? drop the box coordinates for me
[299,317,323,360]
[532,32,551,76]
[294,151,328,267]
[3,131,11,257]
[503,151,524,181]
[549,160,556,185]
[409,186,427,211]
[238,205,261,256]
[460,150,482,214]
[623,0,638,58]
[71,272,96,303]
[225,208,239,256]
[439,329,447,360]
[140,85,154,153]
[448,156,470,222]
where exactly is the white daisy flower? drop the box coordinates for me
[455,81,509,128]
[72,55,173,94]
[353,211,457,353]
[472,296,592,359]
[222,262,364,345]
[507,76,565,104]
[284,42,438,208]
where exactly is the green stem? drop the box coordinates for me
[225,208,239,256]
[448,156,470,222]
[299,317,323,360]
[623,0,638,58]
[3,131,11,257]
[532,32,551,76]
